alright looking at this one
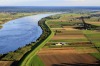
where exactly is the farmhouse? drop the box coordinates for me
[55,42,66,46]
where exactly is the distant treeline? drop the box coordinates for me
[0,6,100,13]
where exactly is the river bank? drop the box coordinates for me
[0,12,37,29]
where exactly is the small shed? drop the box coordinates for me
[55,43,62,46]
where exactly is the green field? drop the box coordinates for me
[82,30,100,49]
[91,53,100,60]
[28,55,45,66]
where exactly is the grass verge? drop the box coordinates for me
[90,53,100,60]
[29,55,45,66]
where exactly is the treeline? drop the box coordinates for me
[38,18,51,41]
[1,6,99,13]
[75,17,100,30]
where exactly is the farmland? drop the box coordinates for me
[38,48,99,66]
[37,12,100,66]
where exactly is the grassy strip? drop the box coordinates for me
[29,55,45,66]
[49,39,88,42]
[90,53,100,60]
[18,18,54,66]
[82,30,100,60]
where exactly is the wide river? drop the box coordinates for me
[0,13,57,54]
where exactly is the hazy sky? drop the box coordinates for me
[0,0,100,6]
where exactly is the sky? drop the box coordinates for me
[0,0,100,6]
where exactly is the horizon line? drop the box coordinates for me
[0,6,100,7]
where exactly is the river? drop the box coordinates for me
[0,13,57,54]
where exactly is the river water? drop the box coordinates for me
[0,13,56,54]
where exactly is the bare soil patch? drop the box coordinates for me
[49,20,67,22]
[52,28,87,40]
[51,27,78,30]
[52,35,86,40]
[38,48,99,66]
[86,22,100,26]
[62,26,78,30]
[0,61,13,66]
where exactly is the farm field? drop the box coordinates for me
[82,30,100,49]
[86,22,100,26]
[37,13,100,66]
[51,29,87,41]
[46,13,100,47]
[46,14,92,47]
[38,48,99,66]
